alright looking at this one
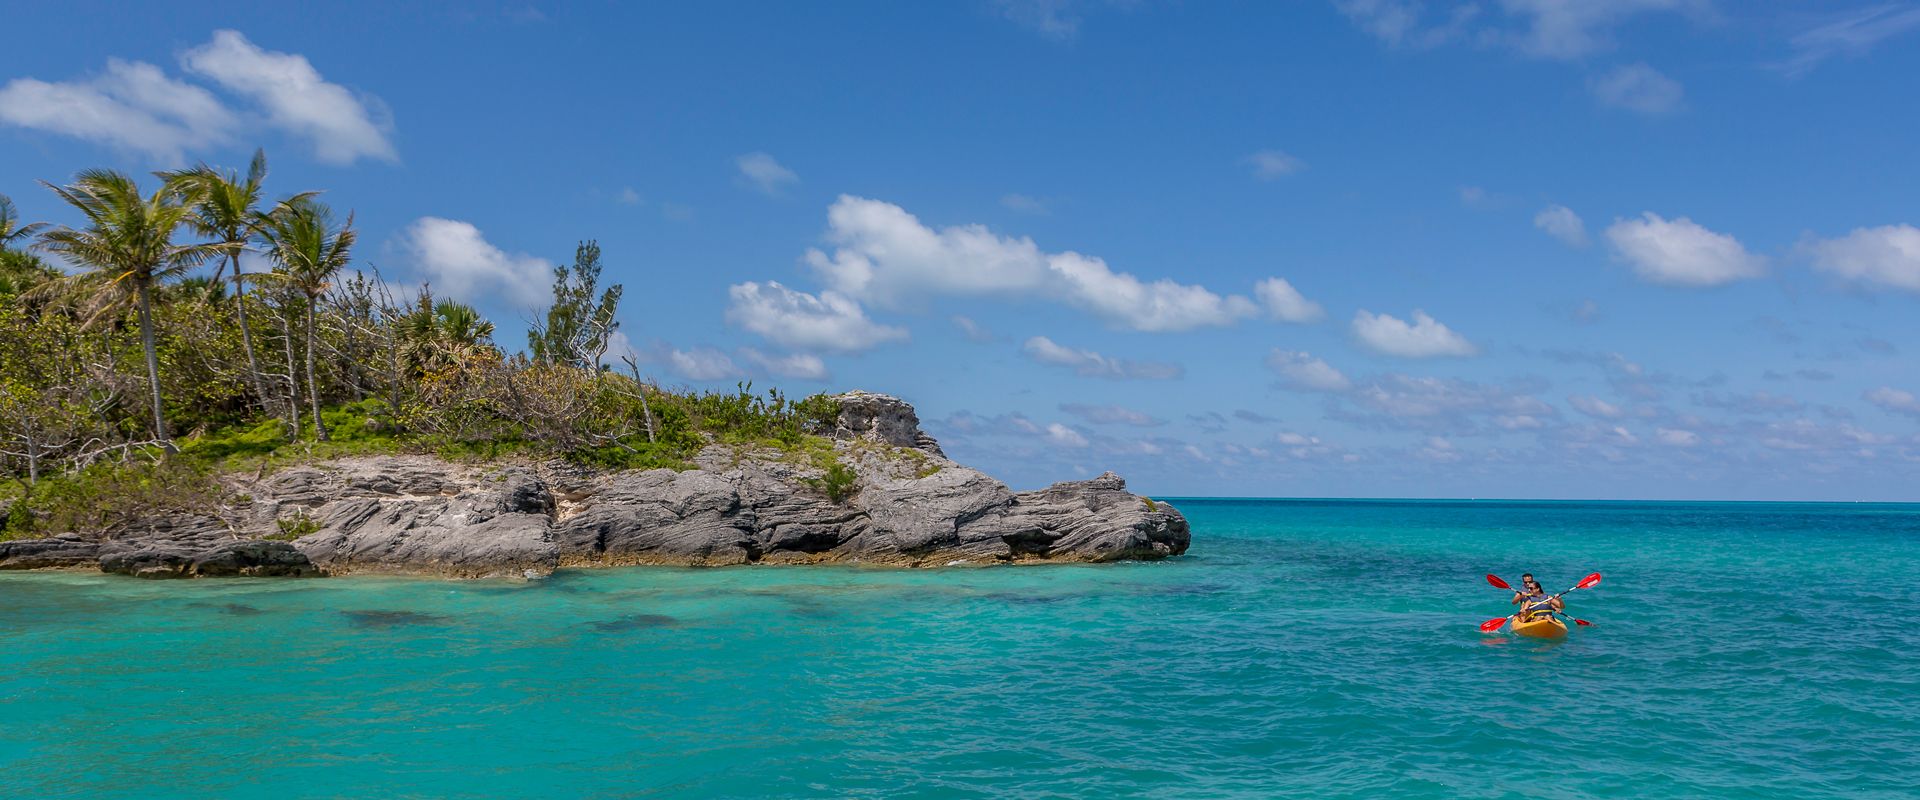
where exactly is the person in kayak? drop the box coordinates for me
[1510,573,1563,620]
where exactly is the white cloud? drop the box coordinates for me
[0,59,235,162]
[615,187,641,205]
[1568,394,1627,420]
[1780,5,1920,77]
[1805,224,1920,292]
[1266,349,1352,392]
[1351,310,1477,358]
[951,315,995,342]
[1338,0,1705,60]
[399,217,552,301]
[737,348,829,381]
[994,0,1087,40]
[1534,204,1588,247]
[1059,403,1164,427]
[1605,212,1765,287]
[181,30,396,164]
[1245,149,1306,180]
[1656,427,1701,447]
[1045,422,1090,448]
[1342,374,1553,429]
[1022,336,1184,380]
[804,196,1258,332]
[1253,277,1325,323]
[1865,387,1920,418]
[734,151,798,195]
[1497,414,1546,430]
[1590,63,1684,114]
[1000,193,1049,215]
[724,281,907,353]
[667,347,742,381]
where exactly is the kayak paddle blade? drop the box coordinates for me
[1479,617,1511,632]
[1485,574,1512,590]
[1575,572,1603,590]
[1573,618,1593,627]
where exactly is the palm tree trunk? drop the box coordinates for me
[134,279,175,452]
[229,253,270,414]
[279,311,300,439]
[306,300,329,441]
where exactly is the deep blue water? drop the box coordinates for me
[3,498,1917,798]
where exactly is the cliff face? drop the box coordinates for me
[0,393,1189,579]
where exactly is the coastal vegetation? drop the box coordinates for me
[0,153,848,540]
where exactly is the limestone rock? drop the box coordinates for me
[0,396,1187,579]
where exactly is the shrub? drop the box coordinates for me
[269,511,321,540]
[806,460,860,505]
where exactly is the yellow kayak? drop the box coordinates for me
[1510,615,1568,639]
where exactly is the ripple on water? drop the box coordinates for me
[0,498,1916,799]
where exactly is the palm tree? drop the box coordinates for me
[257,198,356,441]
[0,193,46,251]
[160,150,312,420]
[1,193,56,296]
[37,170,224,449]
[400,295,497,375]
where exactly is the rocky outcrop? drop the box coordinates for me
[0,393,1189,579]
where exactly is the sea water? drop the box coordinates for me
[2,499,1916,799]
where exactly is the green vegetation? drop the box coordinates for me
[1143,497,1159,512]
[0,156,845,538]
[269,511,321,541]
[807,459,861,505]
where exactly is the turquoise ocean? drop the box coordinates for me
[3,499,1917,798]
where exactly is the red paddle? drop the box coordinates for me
[1479,572,1602,631]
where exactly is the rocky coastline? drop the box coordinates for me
[0,393,1190,579]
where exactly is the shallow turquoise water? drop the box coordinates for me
[3,499,1917,798]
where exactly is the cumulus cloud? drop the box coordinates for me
[1605,212,1765,286]
[1266,349,1353,392]
[1022,336,1184,380]
[1590,63,1684,114]
[1335,373,1555,433]
[1865,387,1920,418]
[1045,423,1090,448]
[181,30,396,164]
[1351,310,1477,358]
[804,196,1258,331]
[0,59,236,162]
[399,217,552,301]
[1059,403,1165,427]
[1245,149,1306,179]
[724,281,907,353]
[666,347,742,381]
[737,348,829,380]
[1254,277,1324,323]
[1804,224,1920,292]
[1534,204,1588,247]
[734,152,798,195]
[1568,394,1627,420]
[1656,427,1701,447]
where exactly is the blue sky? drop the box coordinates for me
[4,1,1920,500]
